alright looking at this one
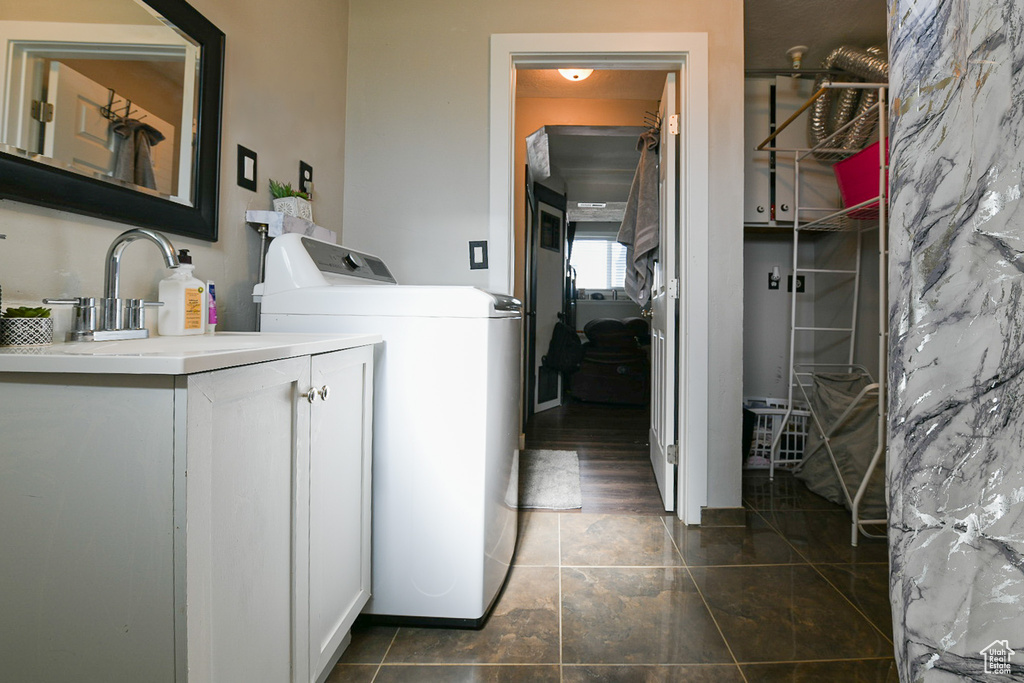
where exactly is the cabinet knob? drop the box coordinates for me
[780,204,790,212]
[305,385,331,403]
[756,205,765,213]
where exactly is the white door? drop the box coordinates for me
[44,61,176,195]
[534,194,566,413]
[650,73,679,512]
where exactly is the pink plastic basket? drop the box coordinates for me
[834,140,888,219]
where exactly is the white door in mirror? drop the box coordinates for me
[44,62,177,196]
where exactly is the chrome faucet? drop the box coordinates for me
[102,228,179,330]
[104,228,179,301]
[46,228,180,341]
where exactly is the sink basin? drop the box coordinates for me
[61,333,287,356]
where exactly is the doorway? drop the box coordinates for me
[523,121,651,417]
[489,33,710,523]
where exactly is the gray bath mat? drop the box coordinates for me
[520,449,582,510]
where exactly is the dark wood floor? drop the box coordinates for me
[524,400,667,515]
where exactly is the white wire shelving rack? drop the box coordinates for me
[757,82,889,547]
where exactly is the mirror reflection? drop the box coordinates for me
[0,0,200,204]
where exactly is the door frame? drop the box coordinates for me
[488,33,710,523]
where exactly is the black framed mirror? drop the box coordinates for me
[0,0,224,241]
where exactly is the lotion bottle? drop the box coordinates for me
[158,249,206,335]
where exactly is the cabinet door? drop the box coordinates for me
[307,346,374,683]
[746,77,841,225]
[184,356,310,683]
[744,78,772,224]
[773,75,807,223]
[773,76,842,221]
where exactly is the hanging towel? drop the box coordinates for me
[617,130,660,307]
[112,118,165,190]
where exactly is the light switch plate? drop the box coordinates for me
[237,145,257,191]
[469,240,488,270]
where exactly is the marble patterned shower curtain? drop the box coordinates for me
[889,0,1024,680]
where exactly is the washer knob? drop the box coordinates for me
[344,252,363,270]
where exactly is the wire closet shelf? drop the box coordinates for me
[757,82,889,547]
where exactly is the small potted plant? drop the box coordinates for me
[269,179,313,221]
[1,306,54,346]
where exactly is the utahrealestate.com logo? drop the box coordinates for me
[980,640,1015,675]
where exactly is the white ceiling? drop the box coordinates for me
[518,1,887,99]
[544,127,644,204]
[518,71,663,207]
[516,69,669,100]
[520,1,888,206]
[744,0,887,71]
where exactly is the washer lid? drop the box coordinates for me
[257,233,397,300]
[257,233,522,317]
[261,285,522,318]
[299,236,397,284]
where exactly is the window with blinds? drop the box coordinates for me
[571,238,627,289]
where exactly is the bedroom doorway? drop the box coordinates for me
[489,33,710,522]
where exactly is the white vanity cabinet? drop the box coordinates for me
[0,335,376,683]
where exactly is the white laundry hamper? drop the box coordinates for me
[744,397,809,469]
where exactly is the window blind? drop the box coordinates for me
[571,239,627,289]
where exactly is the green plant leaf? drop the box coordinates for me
[3,306,51,318]
[269,178,306,199]
[269,178,292,198]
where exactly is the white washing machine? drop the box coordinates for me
[255,233,521,627]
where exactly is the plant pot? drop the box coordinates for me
[273,196,313,222]
[0,318,54,346]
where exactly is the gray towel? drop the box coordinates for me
[112,118,165,190]
[617,130,660,307]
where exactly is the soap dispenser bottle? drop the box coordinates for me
[158,249,206,336]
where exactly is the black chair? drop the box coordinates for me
[570,318,650,405]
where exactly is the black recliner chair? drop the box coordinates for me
[570,317,650,405]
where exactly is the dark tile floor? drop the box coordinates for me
[327,404,897,682]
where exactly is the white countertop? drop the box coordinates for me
[0,332,381,375]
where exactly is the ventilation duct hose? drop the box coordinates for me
[808,46,889,160]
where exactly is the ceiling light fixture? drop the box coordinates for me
[558,68,594,82]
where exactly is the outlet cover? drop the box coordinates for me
[788,275,805,293]
[768,272,780,290]
[299,161,313,194]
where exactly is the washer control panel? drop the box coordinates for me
[301,237,396,284]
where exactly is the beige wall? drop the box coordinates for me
[0,0,157,24]
[513,97,656,302]
[0,0,349,332]
[344,0,745,507]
